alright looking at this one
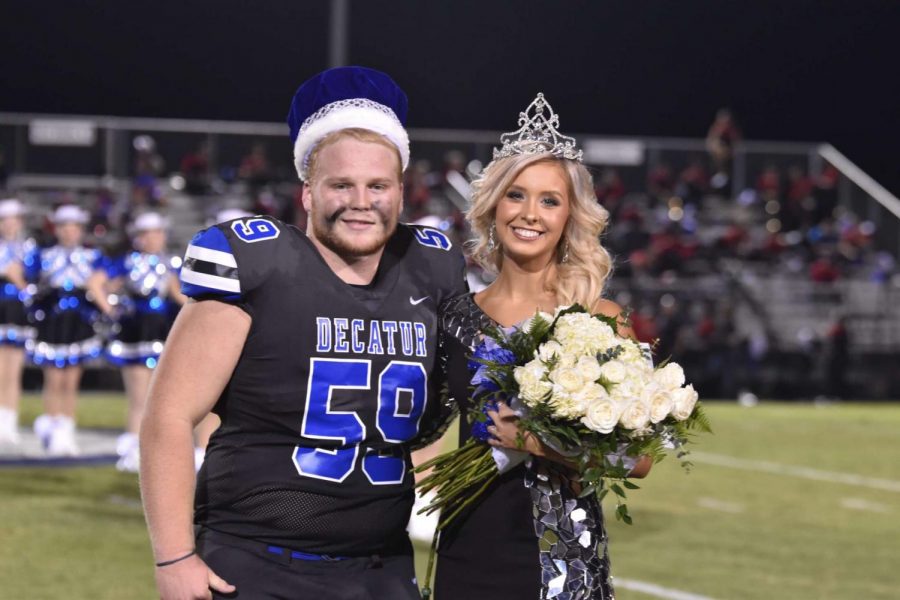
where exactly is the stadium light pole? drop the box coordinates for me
[329,0,349,67]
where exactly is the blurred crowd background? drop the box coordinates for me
[2,102,898,400]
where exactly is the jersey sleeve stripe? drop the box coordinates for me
[180,266,242,293]
[185,244,237,268]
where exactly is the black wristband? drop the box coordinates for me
[155,550,196,568]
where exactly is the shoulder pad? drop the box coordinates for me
[180,226,241,300]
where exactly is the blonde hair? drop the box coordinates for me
[306,128,403,183]
[467,153,613,308]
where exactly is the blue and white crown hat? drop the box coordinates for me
[51,204,89,224]
[287,66,410,181]
[0,198,26,218]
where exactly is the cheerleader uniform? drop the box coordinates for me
[103,251,180,368]
[25,245,104,367]
[0,238,35,347]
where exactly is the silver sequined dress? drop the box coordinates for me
[435,294,615,600]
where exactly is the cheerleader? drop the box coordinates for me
[86,212,185,471]
[27,205,103,456]
[0,199,34,447]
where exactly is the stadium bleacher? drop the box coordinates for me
[2,113,898,399]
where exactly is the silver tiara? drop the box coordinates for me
[493,93,583,162]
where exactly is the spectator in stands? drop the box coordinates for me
[608,206,651,276]
[809,249,840,282]
[647,162,675,206]
[238,142,272,197]
[823,316,850,399]
[786,165,814,229]
[756,164,782,203]
[180,141,211,195]
[441,149,466,184]
[649,222,687,274]
[403,160,432,222]
[629,302,658,345]
[653,294,687,363]
[595,167,626,214]
[676,157,709,207]
[133,135,166,207]
[705,108,742,189]
[807,217,839,247]
[813,163,840,224]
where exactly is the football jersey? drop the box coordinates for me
[180,216,467,555]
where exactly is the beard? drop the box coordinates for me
[310,205,398,258]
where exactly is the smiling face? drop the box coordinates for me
[302,136,403,259]
[494,160,571,267]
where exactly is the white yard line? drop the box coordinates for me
[616,578,716,600]
[696,497,744,514]
[840,497,892,513]
[691,452,900,493]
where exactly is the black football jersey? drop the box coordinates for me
[179,216,467,554]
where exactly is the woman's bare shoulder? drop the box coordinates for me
[591,298,624,319]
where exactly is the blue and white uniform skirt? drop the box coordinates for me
[27,289,103,367]
[0,278,35,348]
[106,298,173,368]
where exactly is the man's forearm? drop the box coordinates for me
[140,415,200,562]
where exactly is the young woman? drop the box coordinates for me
[435,95,651,600]
[27,205,103,456]
[0,199,34,447]
[87,211,186,471]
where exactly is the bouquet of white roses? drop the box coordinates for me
[416,304,710,530]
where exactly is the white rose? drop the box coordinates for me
[576,354,603,383]
[619,341,650,369]
[618,398,651,431]
[610,376,641,405]
[671,384,699,421]
[654,363,686,391]
[599,359,627,384]
[538,340,564,363]
[642,383,674,423]
[514,360,552,405]
[550,388,581,419]
[551,367,583,393]
[555,351,577,369]
[521,379,553,405]
[581,396,620,434]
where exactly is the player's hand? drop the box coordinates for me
[154,554,235,600]
[485,401,543,456]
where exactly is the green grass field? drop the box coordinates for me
[2,393,898,599]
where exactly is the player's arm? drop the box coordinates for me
[140,299,247,599]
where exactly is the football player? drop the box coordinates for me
[140,67,467,599]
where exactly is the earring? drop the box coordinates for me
[488,223,496,251]
[561,240,570,263]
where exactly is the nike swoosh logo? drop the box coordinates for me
[409,296,429,305]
